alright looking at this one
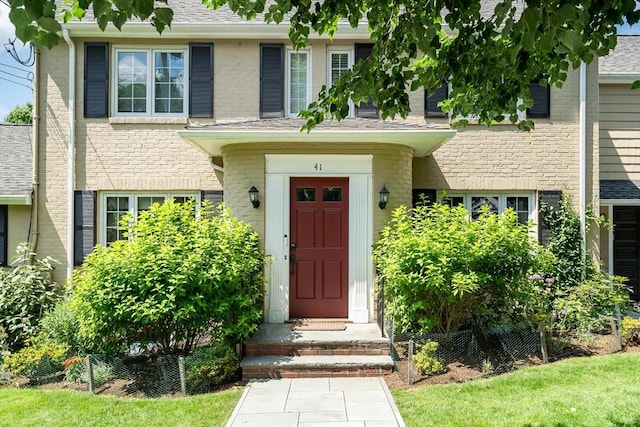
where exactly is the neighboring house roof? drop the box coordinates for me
[600,180,640,200]
[0,124,33,205]
[179,118,456,157]
[599,35,640,82]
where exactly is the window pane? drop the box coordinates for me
[330,52,350,86]
[507,196,529,224]
[137,196,165,212]
[443,196,464,207]
[154,52,185,114]
[296,188,315,201]
[323,187,342,202]
[471,196,498,220]
[117,52,147,113]
[289,52,308,115]
[105,196,129,245]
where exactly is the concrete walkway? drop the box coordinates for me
[225,377,406,427]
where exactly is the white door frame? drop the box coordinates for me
[265,154,373,323]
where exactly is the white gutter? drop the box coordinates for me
[579,62,587,257]
[63,29,75,279]
[0,195,32,205]
[208,157,224,173]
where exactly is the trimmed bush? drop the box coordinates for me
[373,203,553,334]
[70,200,264,355]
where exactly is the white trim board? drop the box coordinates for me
[265,154,373,323]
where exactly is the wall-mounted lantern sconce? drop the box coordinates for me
[248,186,260,209]
[378,185,389,210]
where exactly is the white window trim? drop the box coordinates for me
[327,46,354,117]
[99,192,200,245]
[112,46,189,118]
[285,47,312,118]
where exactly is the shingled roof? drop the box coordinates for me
[599,35,640,78]
[0,124,32,205]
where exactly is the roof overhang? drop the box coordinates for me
[61,21,370,40]
[0,194,31,205]
[177,128,456,158]
[599,74,640,84]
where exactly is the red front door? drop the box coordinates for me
[290,177,349,318]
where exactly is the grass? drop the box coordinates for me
[392,352,640,427]
[0,386,243,427]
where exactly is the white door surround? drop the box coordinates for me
[265,154,373,323]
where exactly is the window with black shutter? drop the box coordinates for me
[425,84,449,118]
[260,44,284,118]
[84,43,109,118]
[0,205,7,266]
[354,43,378,118]
[74,191,97,266]
[189,43,214,118]
[528,80,550,118]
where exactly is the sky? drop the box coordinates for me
[0,4,639,122]
[0,2,33,122]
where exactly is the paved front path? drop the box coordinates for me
[225,377,406,427]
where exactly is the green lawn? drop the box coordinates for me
[392,352,640,427]
[0,386,243,427]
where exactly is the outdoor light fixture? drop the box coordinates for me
[378,185,389,210]
[248,186,260,208]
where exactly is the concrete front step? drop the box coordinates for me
[245,342,389,356]
[240,355,394,379]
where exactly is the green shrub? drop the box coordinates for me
[63,356,87,383]
[620,316,640,346]
[373,203,553,334]
[552,273,628,340]
[39,300,90,355]
[185,343,240,393]
[70,200,264,355]
[2,337,68,379]
[413,341,446,376]
[0,243,61,351]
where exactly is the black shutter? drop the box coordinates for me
[84,43,109,118]
[412,189,437,208]
[201,190,223,206]
[189,43,214,118]
[0,205,7,266]
[355,43,379,118]
[74,191,96,266]
[425,84,448,118]
[528,80,550,118]
[260,44,284,118]
[538,190,562,246]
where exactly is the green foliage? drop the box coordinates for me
[620,316,640,345]
[0,243,62,351]
[9,2,640,131]
[413,341,446,376]
[63,356,87,383]
[3,102,33,124]
[39,300,90,356]
[373,203,552,334]
[552,274,628,340]
[185,343,240,393]
[70,200,264,355]
[2,337,68,379]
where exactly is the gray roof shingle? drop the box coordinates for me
[600,180,640,200]
[0,124,33,199]
[599,36,640,76]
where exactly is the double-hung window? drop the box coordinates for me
[102,192,200,245]
[286,48,311,117]
[443,193,534,224]
[115,48,187,116]
[328,47,354,117]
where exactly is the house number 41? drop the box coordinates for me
[314,163,323,171]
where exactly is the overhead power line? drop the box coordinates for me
[0,75,33,91]
[0,62,32,72]
[0,69,33,82]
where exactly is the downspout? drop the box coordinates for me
[31,48,40,251]
[579,62,587,271]
[208,157,224,173]
[63,29,75,279]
